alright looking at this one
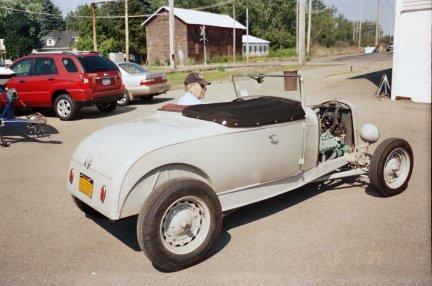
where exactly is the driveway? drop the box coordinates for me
[0,59,430,285]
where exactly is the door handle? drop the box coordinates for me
[18,80,26,83]
[48,77,55,81]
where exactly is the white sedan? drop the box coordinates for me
[115,62,170,105]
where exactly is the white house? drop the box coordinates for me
[392,0,431,103]
[242,35,270,57]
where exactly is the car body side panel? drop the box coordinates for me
[68,107,321,220]
[117,129,267,218]
[261,121,305,182]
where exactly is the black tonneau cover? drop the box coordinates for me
[182,96,305,128]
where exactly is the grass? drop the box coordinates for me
[166,64,318,90]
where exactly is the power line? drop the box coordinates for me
[0,0,235,19]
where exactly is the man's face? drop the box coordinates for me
[187,83,207,99]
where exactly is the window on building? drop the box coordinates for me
[244,45,246,54]
[254,45,257,53]
[46,38,56,47]
[249,45,252,53]
[259,45,262,53]
[264,45,267,52]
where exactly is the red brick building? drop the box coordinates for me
[142,6,246,64]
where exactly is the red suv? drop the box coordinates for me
[6,52,124,120]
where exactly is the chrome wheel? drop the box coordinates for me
[160,196,210,255]
[56,99,71,117]
[117,95,127,105]
[383,148,411,189]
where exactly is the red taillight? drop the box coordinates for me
[99,186,106,203]
[69,169,75,184]
[140,78,157,86]
[80,75,91,86]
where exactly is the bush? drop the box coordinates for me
[208,54,230,64]
[269,48,296,59]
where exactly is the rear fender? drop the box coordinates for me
[119,163,211,218]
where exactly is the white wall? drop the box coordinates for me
[392,0,432,103]
[242,43,269,57]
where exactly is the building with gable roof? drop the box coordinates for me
[142,6,246,64]
[38,30,79,52]
[242,35,270,57]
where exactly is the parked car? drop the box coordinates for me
[67,74,413,271]
[5,52,124,120]
[115,62,169,106]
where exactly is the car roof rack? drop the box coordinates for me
[30,51,99,55]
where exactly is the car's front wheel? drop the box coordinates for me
[54,94,78,121]
[369,138,413,197]
[96,101,117,113]
[137,178,222,272]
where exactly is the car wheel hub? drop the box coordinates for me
[118,93,127,104]
[57,99,71,116]
[383,148,410,189]
[160,196,210,255]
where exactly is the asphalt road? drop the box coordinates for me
[0,58,430,285]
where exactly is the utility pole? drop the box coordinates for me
[200,25,208,66]
[375,0,380,47]
[232,0,236,62]
[91,3,97,52]
[246,7,249,63]
[168,0,175,70]
[306,0,312,55]
[298,0,306,65]
[353,21,356,42]
[124,0,129,61]
[296,0,299,54]
[358,0,363,48]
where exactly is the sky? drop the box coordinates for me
[52,0,395,35]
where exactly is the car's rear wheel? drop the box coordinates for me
[71,195,104,218]
[137,178,222,272]
[117,90,131,106]
[96,101,117,113]
[140,95,153,102]
[54,94,78,121]
[369,138,413,197]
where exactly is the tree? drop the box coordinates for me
[2,11,41,59]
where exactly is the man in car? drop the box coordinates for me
[177,72,211,105]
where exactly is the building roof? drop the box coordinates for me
[142,6,246,30]
[40,30,78,50]
[242,35,270,44]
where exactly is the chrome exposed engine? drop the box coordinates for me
[314,101,354,162]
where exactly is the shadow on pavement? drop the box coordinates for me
[348,68,392,88]
[88,177,377,269]
[130,97,174,106]
[91,216,141,251]
[1,122,62,146]
[75,105,137,120]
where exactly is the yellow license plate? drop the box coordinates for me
[79,174,93,198]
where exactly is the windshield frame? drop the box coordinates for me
[231,73,304,107]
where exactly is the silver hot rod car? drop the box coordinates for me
[67,74,413,271]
